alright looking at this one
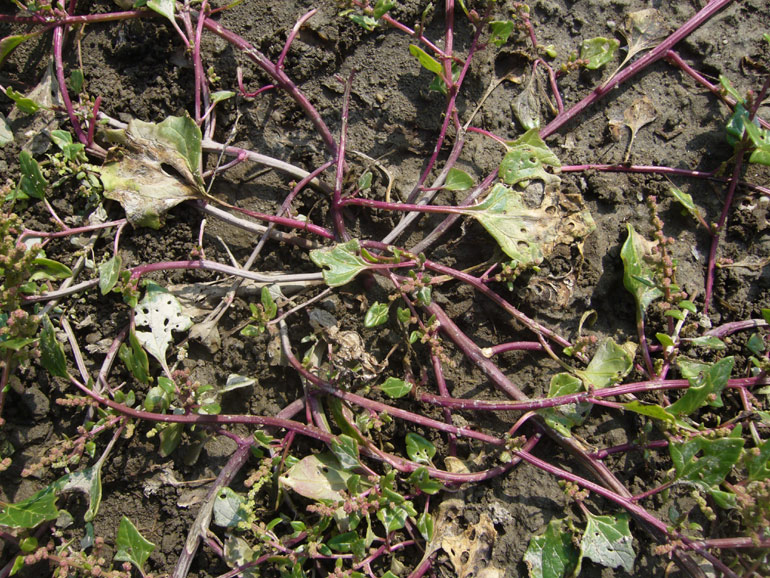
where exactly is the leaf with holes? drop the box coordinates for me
[279,453,352,503]
[213,487,251,528]
[101,116,202,228]
[133,282,192,372]
[578,512,635,573]
[500,129,561,186]
[580,37,619,70]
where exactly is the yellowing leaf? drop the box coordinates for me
[279,453,351,503]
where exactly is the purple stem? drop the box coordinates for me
[540,0,736,138]
[277,9,317,70]
[705,318,769,338]
[515,450,738,578]
[332,72,355,241]
[483,341,544,357]
[431,353,457,456]
[52,21,88,145]
[202,17,338,156]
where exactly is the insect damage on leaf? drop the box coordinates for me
[100,116,203,229]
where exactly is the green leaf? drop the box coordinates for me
[310,239,371,287]
[538,373,590,437]
[725,103,750,147]
[500,129,561,186]
[223,535,258,578]
[358,171,373,190]
[101,117,202,228]
[744,120,770,166]
[30,257,72,281]
[210,90,235,104]
[443,167,474,191]
[261,286,277,319]
[0,337,37,351]
[405,432,436,465]
[686,336,726,350]
[377,504,410,532]
[579,512,635,572]
[114,516,155,574]
[331,434,361,470]
[40,315,68,378]
[524,518,579,578]
[668,186,706,224]
[159,422,183,457]
[346,12,379,31]
[364,301,390,327]
[19,150,48,199]
[373,0,395,19]
[575,338,634,389]
[580,37,619,70]
[666,357,733,417]
[279,453,352,503]
[489,20,515,47]
[0,487,59,528]
[670,436,744,492]
[146,0,175,22]
[60,465,103,523]
[119,329,151,385]
[69,69,84,94]
[380,376,412,399]
[213,487,251,528]
[409,45,443,76]
[408,467,442,495]
[416,512,434,541]
[99,255,122,295]
[0,34,37,67]
[4,86,40,114]
[327,531,360,553]
[621,400,678,426]
[744,438,770,481]
[621,224,663,319]
[719,75,744,104]
[134,282,193,371]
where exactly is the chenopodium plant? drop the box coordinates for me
[211,432,438,577]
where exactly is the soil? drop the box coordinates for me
[1,1,769,577]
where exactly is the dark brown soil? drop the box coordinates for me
[1,1,769,577]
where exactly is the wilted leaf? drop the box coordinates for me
[101,116,203,228]
[512,72,541,131]
[580,37,619,70]
[223,535,258,578]
[668,185,707,226]
[576,338,635,389]
[134,282,193,372]
[114,516,155,574]
[666,357,734,417]
[615,9,667,75]
[524,518,579,578]
[621,224,662,319]
[60,465,103,523]
[465,183,594,269]
[309,239,371,287]
[279,453,351,502]
[609,96,656,162]
[579,512,635,573]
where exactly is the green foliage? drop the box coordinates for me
[114,516,155,574]
[580,37,619,70]
[575,338,634,389]
[380,376,412,398]
[499,129,561,186]
[17,150,48,200]
[489,20,515,47]
[341,0,395,31]
[666,357,733,417]
[98,255,122,295]
[409,44,443,76]
[405,432,436,465]
[241,287,278,335]
[524,518,579,578]
[670,434,744,504]
[443,167,475,191]
[539,373,590,437]
[40,315,68,378]
[3,86,40,114]
[310,239,371,287]
[119,329,151,385]
[621,224,663,319]
[364,301,390,327]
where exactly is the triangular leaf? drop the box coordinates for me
[620,224,662,318]
[309,239,371,287]
[670,436,744,492]
[146,0,175,23]
[524,518,579,578]
[580,37,619,70]
[40,315,68,378]
[409,44,443,75]
[500,129,561,186]
[114,516,155,574]
[538,373,590,437]
[0,487,59,529]
[443,167,474,191]
[666,357,734,417]
[576,338,635,389]
[279,453,352,502]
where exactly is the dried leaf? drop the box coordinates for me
[609,96,656,162]
[617,9,667,72]
[440,510,504,578]
[512,72,541,130]
[134,282,193,374]
[101,116,203,229]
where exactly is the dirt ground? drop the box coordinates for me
[1,1,769,577]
